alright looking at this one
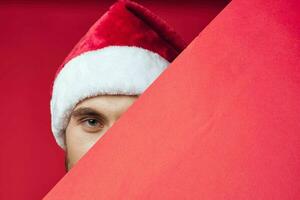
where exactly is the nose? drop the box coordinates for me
[107,117,118,129]
[106,112,124,129]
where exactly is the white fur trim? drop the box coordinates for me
[50,46,170,149]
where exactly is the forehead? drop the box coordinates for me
[73,95,139,116]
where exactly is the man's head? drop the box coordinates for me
[64,94,138,171]
[50,0,186,171]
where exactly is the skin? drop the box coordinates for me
[64,94,139,171]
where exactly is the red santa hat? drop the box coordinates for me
[50,0,187,149]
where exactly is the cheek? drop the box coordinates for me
[65,122,109,167]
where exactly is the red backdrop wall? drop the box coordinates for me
[0,0,228,199]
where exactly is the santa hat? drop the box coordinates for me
[50,0,187,149]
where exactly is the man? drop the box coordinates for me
[50,0,186,171]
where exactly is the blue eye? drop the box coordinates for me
[82,118,104,129]
[87,119,99,127]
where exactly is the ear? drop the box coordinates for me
[63,129,67,148]
[63,131,69,172]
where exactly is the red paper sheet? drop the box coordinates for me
[44,0,300,199]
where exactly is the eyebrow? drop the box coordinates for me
[71,107,108,123]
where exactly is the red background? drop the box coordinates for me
[0,0,228,199]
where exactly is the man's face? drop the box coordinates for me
[64,94,139,171]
